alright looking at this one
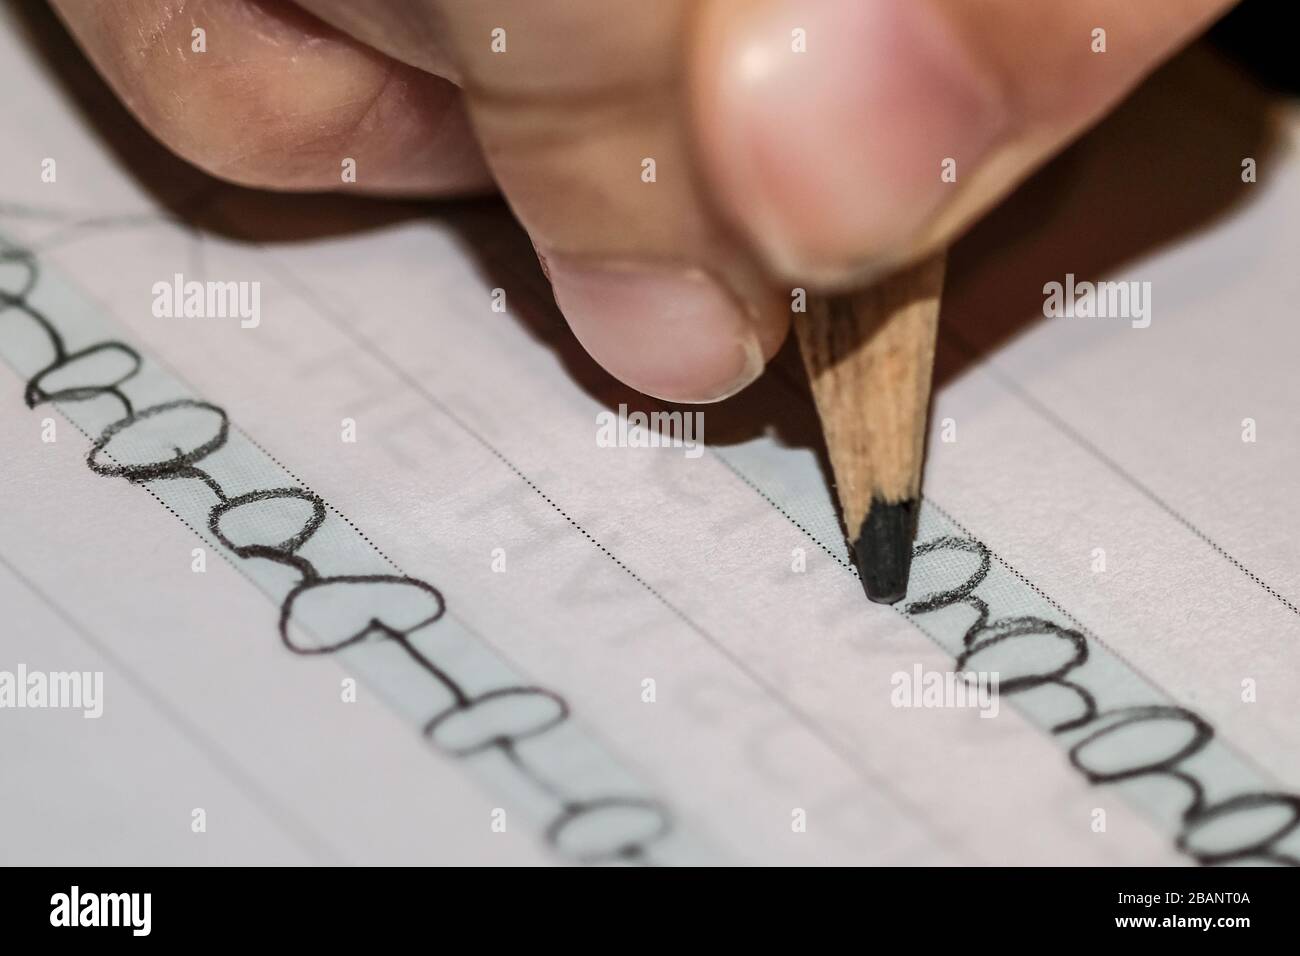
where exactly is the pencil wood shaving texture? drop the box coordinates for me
[795,252,945,601]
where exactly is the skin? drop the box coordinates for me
[49,0,1236,402]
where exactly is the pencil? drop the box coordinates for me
[794,252,946,605]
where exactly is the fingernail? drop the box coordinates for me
[696,0,1008,284]
[547,259,765,403]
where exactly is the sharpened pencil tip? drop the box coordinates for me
[852,498,918,605]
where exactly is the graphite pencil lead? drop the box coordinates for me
[852,496,918,604]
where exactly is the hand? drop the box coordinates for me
[51,0,1234,402]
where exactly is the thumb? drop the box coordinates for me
[690,0,1236,288]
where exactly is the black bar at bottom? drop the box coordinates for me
[0,865,1291,941]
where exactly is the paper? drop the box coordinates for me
[2,7,1297,865]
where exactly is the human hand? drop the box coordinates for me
[51,0,1234,401]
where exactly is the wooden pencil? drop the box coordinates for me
[794,252,946,604]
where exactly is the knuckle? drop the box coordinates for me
[94,2,383,189]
